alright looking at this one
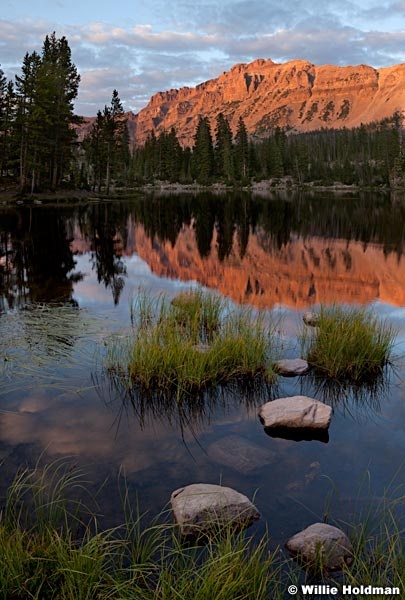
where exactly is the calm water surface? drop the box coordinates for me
[0,190,405,544]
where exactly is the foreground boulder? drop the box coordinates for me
[259,396,332,430]
[171,483,260,537]
[274,358,309,376]
[285,522,353,571]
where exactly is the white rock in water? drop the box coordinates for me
[303,311,320,326]
[274,358,309,376]
[259,396,332,430]
[171,483,260,537]
[285,522,353,571]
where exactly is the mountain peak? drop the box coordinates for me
[132,58,405,146]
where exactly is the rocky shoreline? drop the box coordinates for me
[1,177,398,204]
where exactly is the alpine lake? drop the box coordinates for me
[1,189,405,548]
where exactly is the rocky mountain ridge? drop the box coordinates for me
[129,58,405,147]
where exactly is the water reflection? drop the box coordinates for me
[0,192,404,537]
[0,206,82,309]
[262,426,330,443]
[97,369,277,439]
[1,191,405,311]
[300,370,394,417]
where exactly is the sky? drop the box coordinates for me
[1,0,405,116]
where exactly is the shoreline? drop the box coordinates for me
[0,178,402,204]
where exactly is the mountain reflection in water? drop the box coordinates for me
[1,191,405,310]
[0,190,404,541]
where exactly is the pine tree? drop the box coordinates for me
[38,33,80,189]
[83,89,129,193]
[83,110,106,191]
[0,71,16,176]
[215,113,234,181]
[234,116,249,181]
[192,116,214,184]
[14,51,42,192]
[104,89,128,193]
[14,33,80,192]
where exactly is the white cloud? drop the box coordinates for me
[0,3,404,117]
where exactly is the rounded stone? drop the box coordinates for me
[259,395,332,430]
[274,358,309,376]
[170,483,260,538]
[285,522,354,571]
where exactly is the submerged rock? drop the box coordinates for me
[207,434,276,474]
[285,522,353,571]
[259,396,332,430]
[274,358,309,376]
[170,483,260,538]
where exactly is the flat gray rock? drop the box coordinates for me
[259,396,332,430]
[285,522,353,571]
[171,483,260,537]
[208,435,277,474]
[274,358,309,376]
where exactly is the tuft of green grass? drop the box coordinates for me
[170,289,223,343]
[0,462,282,600]
[301,304,396,383]
[105,290,280,399]
[330,472,405,594]
[0,461,404,599]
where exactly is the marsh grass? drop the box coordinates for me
[301,305,396,383]
[106,290,280,399]
[330,473,405,593]
[0,461,404,599]
[0,461,282,600]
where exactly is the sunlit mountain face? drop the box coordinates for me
[129,59,405,147]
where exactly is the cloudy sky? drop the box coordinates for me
[1,0,405,116]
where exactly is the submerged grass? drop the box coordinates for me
[0,303,111,396]
[301,304,396,384]
[106,289,280,399]
[0,461,403,599]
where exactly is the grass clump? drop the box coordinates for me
[301,305,396,383]
[0,461,404,599]
[107,289,279,398]
[0,461,281,600]
[330,473,405,594]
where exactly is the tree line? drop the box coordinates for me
[134,113,405,188]
[1,33,404,193]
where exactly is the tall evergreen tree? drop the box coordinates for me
[214,113,234,181]
[83,110,106,192]
[14,51,42,192]
[103,89,128,193]
[0,71,16,176]
[14,33,80,192]
[234,116,249,181]
[192,116,214,184]
[83,89,129,193]
[39,33,81,189]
